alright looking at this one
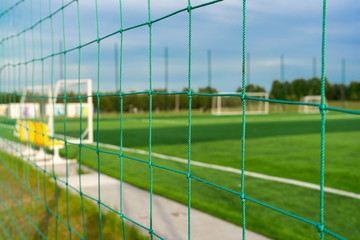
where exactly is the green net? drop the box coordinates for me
[0,0,359,240]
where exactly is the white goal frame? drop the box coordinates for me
[211,92,269,115]
[20,79,93,144]
[298,95,325,114]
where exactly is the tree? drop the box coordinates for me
[237,84,266,93]
[197,86,218,111]
[269,77,351,101]
[349,81,360,100]
[292,78,308,99]
[270,80,284,100]
[308,77,321,95]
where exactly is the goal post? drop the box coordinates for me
[211,92,269,115]
[50,79,93,144]
[19,79,93,144]
[298,95,325,114]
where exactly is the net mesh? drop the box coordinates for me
[0,0,359,240]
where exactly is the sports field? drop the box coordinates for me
[55,111,359,240]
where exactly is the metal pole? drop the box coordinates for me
[207,49,212,112]
[281,54,285,111]
[115,43,119,92]
[313,57,317,78]
[207,49,212,88]
[281,55,285,84]
[341,58,346,108]
[165,47,169,111]
[59,40,63,80]
[246,52,250,87]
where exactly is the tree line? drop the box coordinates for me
[1,78,359,113]
[93,78,360,112]
[269,77,360,101]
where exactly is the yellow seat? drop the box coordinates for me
[34,122,45,146]
[15,120,64,148]
[34,122,64,148]
[15,120,65,162]
[16,120,28,142]
[28,121,36,145]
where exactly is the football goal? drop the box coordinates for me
[19,79,93,144]
[298,95,326,114]
[211,92,269,115]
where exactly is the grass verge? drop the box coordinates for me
[0,150,148,240]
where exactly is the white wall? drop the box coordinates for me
[8,103,40,119]
[45,104,65,116]
[65,103,92,118]
[0,105,8,116]
[2,103,92,119]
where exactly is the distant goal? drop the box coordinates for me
[18,79,94,144]
[211,92,269,115]
[298,95,326,114]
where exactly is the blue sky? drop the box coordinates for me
[0,0,359,93]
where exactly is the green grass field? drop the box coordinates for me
[54,111,360,240]
[0,151,148,240]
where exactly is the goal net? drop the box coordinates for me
[298,95,326,113]
[211,92,269,115]
[18,79,93,144]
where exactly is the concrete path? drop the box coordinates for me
[60,172,270,240]
[0,137,270,239]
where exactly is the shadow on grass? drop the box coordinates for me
[61,118,360,148]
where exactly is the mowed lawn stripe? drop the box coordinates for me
[61,143,359,240]
[56,113,359,193]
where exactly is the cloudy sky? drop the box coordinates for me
[1,0,359,93]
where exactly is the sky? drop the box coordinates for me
[0,0,359,93]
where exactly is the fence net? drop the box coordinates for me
[0,0,359,240]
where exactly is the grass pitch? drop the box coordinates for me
[56,112,359,240]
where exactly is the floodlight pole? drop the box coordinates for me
[87,80,94,143]
[207,49,212,88]
[115,43,119,92]
[281,54,285,111]
[59,40,64,81]
[313,57,317,78]
[164,47,169,111]
[207,49,212,111]
[246,52,250,87]
[341,58,346,108]
[281,54,285,91]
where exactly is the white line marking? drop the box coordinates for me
[97,142,360,200]
[126,118,184,125]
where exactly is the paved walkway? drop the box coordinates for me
[60,172,270,240]
[0,137,270,239]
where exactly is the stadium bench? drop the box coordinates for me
[15,120,65,162]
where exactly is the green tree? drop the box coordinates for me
[270,80,284,100]
[197,86,218,111]
[308,77,321,95]
[349,81,360,100]
[292,78,308,99]
[237,84,266,93]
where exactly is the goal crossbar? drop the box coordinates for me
[211,92,269,115]
[298,95,326,114]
